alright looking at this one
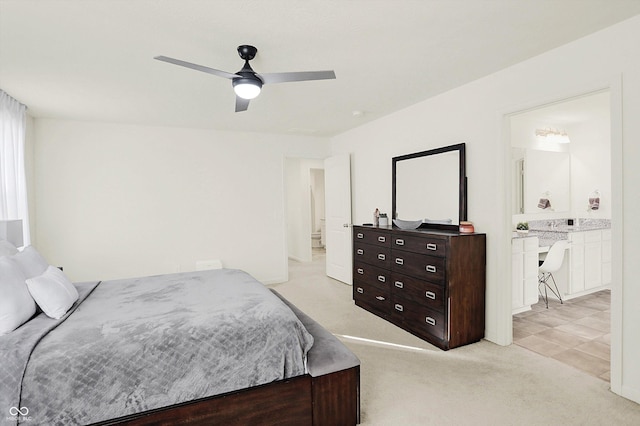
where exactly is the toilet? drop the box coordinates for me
[311,232,323,248]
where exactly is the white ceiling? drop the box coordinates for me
[1,0,639,137]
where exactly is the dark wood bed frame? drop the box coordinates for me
[93,365,359,425]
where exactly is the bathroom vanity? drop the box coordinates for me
[512,236,540,314]
[511,219,611,313]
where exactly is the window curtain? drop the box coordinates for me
[0,89,30,245]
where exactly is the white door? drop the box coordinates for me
[324,154,353,284]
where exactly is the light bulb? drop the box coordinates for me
[233,81,261,100]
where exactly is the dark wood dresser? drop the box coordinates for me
[352,225,486,350]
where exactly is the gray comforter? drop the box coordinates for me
[1,269,314,426]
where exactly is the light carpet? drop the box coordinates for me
[268,251,640,425]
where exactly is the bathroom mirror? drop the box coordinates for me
[512,148,571,214]
[392,143,467,231]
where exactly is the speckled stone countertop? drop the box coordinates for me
[528,218,611,233]
[512,219,611,247]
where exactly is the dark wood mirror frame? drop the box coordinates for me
[392,143,467,231]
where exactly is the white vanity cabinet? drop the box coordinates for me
[568,232,585,294]
[567,229,611,298]
[512,236,539,314]
[602,229,612,286]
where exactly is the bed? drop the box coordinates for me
[0,267,360,426]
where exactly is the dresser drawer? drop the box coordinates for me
[392,234,446,257]
[391,251,446,284]
[353,262,391,288]
[391,272,445,312]
[391,299,446,341]
[354,227,391,248]
[354,242,391,269]
[353,282,390,315]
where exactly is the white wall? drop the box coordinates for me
[33,119,329,284]
[330,15,640,403]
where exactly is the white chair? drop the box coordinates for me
[538,240,569,308]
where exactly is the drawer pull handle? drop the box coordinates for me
[356,287,364,294]
[394,281,404,289]
[378,236,386,242]
[375,295,386,301]
[395,239,405,246]
[377,275,386,283]
[357,249,364,255]
[357,268,364,274]
[425,316,436,326]
[425,291,436,300]
[395,258,404,265]
[426,265,436,273]
[356,233,364,239]
[378,254,386,260]
[394,304,404,312]
[426,243,437,251]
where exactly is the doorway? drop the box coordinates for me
[506,90,613,381]
[309,168,326,253]
[284,157,325,263]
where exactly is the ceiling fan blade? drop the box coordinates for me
[235,96,250,112]
[259,70,336,84]
[154,55,238,79]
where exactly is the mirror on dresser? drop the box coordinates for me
[392,143,467,231]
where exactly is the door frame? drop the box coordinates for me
[500,75,623,394]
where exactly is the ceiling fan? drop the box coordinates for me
[154,45,336,112]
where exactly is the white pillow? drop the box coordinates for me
[13,245,49,279]
[26,265,79,320]
[0,239,18,257]
[0,256,36,335]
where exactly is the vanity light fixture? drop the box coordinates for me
[535,128,570,144]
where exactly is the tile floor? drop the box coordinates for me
[513,289,611,382]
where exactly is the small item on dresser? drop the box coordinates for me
[379,213,388,226]
[392,219,422,230]
[459,221,475,233]
[374,208,380,226]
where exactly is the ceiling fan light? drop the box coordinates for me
[233,78,262,100]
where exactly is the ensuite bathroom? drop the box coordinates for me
[510,90,612,381]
